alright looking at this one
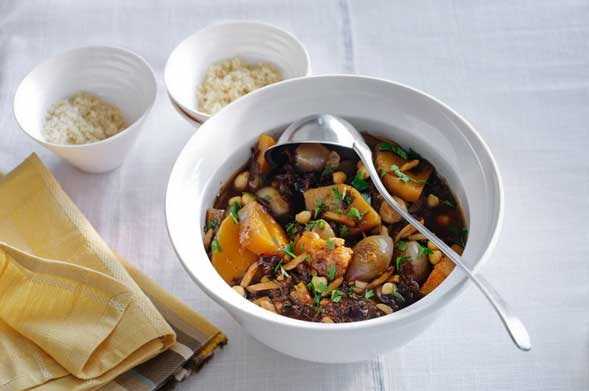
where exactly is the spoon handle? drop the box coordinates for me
[354,142,531,352]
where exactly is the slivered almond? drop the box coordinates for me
[322,277,344,296]
[408,233,427,241]
[400,159,420,172]
[240,262,259,287]
[323,211,357,227]
[283,253,308,270]
[366,271,392,290]
[246,281,281,293]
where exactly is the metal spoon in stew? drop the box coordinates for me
[266,114,531,351]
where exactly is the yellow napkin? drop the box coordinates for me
[0,155,226,390]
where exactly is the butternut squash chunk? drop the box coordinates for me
[419,258,454,294]
[211,215,258,283]
[238,201,288,255]
[303,184,380,234]
[375,150,433,202]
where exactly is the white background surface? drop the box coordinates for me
[1,1,588,390]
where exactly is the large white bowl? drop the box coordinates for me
[165,21,311,124]
[13,46,157,173]
[166,75,503,363]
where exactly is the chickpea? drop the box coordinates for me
[332,171,347,184]
[295,210,312,224]
[234,171,249,191]
[241,192,256,204]
[381,282,397,295]
[428,250,442,265]
[321,316,334,323]
[426,194,440,208]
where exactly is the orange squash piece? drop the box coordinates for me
[420,258,455,294]
[211,215,258,283]
[238,201,288,255]
[375,150,433,202]
[303,184,380,234]
[255,134,276,174]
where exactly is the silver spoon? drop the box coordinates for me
[266,114,531,351]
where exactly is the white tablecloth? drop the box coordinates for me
[1,1,588,390]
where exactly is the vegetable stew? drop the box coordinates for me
[203,132,467,323]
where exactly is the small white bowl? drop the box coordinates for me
[165,21,311,124]
[14,46,157,173]
[166,75,504,363]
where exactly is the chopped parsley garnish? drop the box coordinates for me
[283,242,296,258]
[229,202,240,223]
[395,255,410,270]
[309,276,328,306]
[314,199,326,218]
[390,164,427,184]
[206,218,219,231]
[396,240,408,251]
[211,239,222,254]
[307,219,327,231]
[441,199,455,208]
[343,193,353,208]
[377,142,409,160]
[347,207,363,221]
[326,238,335,250]
[285,222,297,237]
[364,289,375,299]
[327,264,337,281]
[331,289,343,303]
[418,243,433,256]
[332,186,343,203]
[351,173,369,192]
[393,291,406,303]
[390,164,411,183]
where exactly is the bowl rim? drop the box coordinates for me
[166,74,504,331]
[13,45,158,149]
[164,20,312,121]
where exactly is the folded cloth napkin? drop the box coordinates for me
[0,154,226,390]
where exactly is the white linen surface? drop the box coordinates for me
[1,1,587,390]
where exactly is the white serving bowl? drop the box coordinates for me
[166,75,503,363]
[14,46,156,173]
[165,21,311,124]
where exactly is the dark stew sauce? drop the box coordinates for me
[204,132,467,323]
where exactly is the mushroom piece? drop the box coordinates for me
[346,235,394,282]
[400,240,431,283]
[256,186,290,217]
[294,143,330,172]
